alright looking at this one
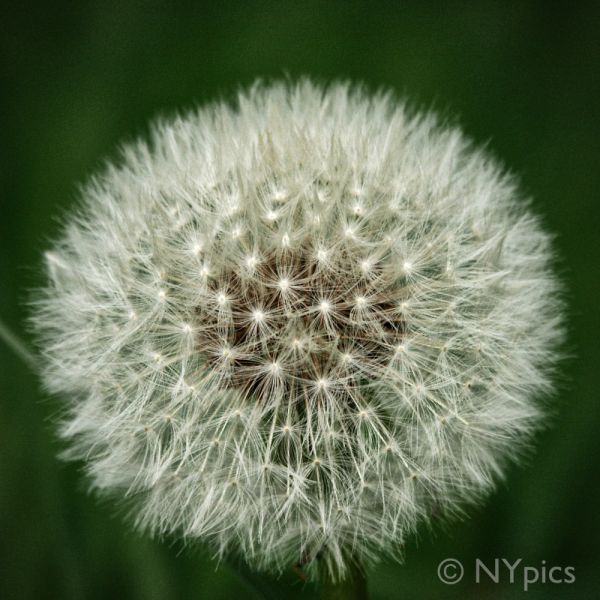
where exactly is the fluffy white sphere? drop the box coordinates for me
[32,80,563,580]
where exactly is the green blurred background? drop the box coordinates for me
[1,2,599,599]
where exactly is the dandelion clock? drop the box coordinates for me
[31,80,563,594]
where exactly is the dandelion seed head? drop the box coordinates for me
[31,80,564,581]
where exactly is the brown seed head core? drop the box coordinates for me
[195,247,406,403]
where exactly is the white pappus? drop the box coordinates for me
[31,80,564,581]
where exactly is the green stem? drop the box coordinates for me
[319,559,368,600]
[0,318,36,370]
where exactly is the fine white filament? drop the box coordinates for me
[32,80,563,581]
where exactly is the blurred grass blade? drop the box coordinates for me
[0,318,36,370]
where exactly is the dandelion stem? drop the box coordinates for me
[0,317,37,370]
[319,559,368,600]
